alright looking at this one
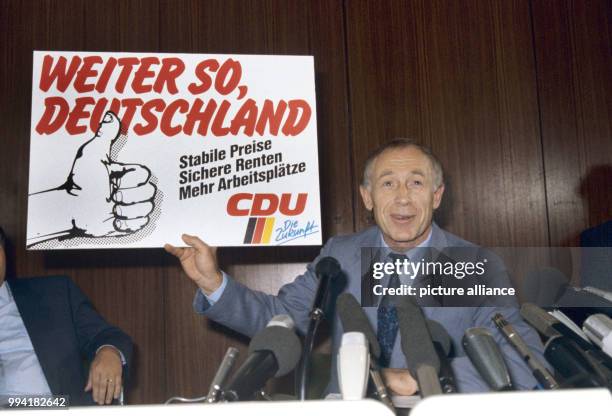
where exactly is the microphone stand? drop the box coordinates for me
[296,257,340,400]
[296,305,325,400]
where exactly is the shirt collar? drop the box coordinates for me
[378,227,433,260]
[0,280,12,304]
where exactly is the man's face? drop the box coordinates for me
[360,146,444,252]
[0,246,5,285]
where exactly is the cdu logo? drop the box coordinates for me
[226,193,308,244]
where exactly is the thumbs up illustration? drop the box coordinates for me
[27,111,157,247]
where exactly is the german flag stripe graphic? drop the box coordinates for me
[262,218,275,243]
[243,217,257,244]
[243,217,277,244]
[252,217,267,244]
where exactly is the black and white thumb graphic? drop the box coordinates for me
[27,111,162,249]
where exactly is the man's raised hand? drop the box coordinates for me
[165,234,223,294]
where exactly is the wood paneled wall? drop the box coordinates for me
[0,0,610,404]
[531,0,612,246]
[346,0,549,246]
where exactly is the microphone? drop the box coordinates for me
[520,266,612,324]
[206,347,239,403]
[556,286,612,311]
[336,292,381,359]
[426,319,457,393]
[521,303,593,350]
[338,332,370,399]
[223,315,301,401]
[583,287,612,303]
[554,287,612,329]
[584,314,612,359]
[548,309,593,344]
[336,293,393,408]
[492,313,559,389]
[463,327,513,391]
[312,257,342,317]
[396,296,442,397]
[521,303,612,384]
[296,256,342,400]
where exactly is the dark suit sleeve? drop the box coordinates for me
[66,279,134,378]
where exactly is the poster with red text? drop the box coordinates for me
[27,51,321,249]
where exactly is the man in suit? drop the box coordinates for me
[165,139,547,394]
[0,227,133,405]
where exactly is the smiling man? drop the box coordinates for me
[360,142,444,252]
[166,138,546,396]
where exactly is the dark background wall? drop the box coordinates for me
[0,0,610,404]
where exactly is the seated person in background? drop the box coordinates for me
[0,227,133,405]
[166,139,547,395]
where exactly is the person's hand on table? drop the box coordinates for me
[381,368,418,396]
[85,346,123,405]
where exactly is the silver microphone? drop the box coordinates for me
[206,347,240,403]
[493,313,559,389]
[583,314,612,359]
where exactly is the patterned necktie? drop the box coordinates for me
[376,253,406,367]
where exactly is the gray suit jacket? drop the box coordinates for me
[195,223,547,393]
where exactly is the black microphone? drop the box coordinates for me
[336,293,393,408]
[556,287,612,326]
[520,303,595,351]
[520,303,612,388]
[426,319,457,393]
[312,257,342,315]
[296,256,342,400]
[463,327,513,391]
[336,292,381,359]
[396,296,442,397]
[223,315,301,401]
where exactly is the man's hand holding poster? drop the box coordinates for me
[27,52,321,249]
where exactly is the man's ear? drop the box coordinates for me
[360,185,373,211]
[433,183,445,209]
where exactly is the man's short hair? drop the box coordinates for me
[361,138,444,189]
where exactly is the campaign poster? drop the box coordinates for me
[27,51,322,249]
